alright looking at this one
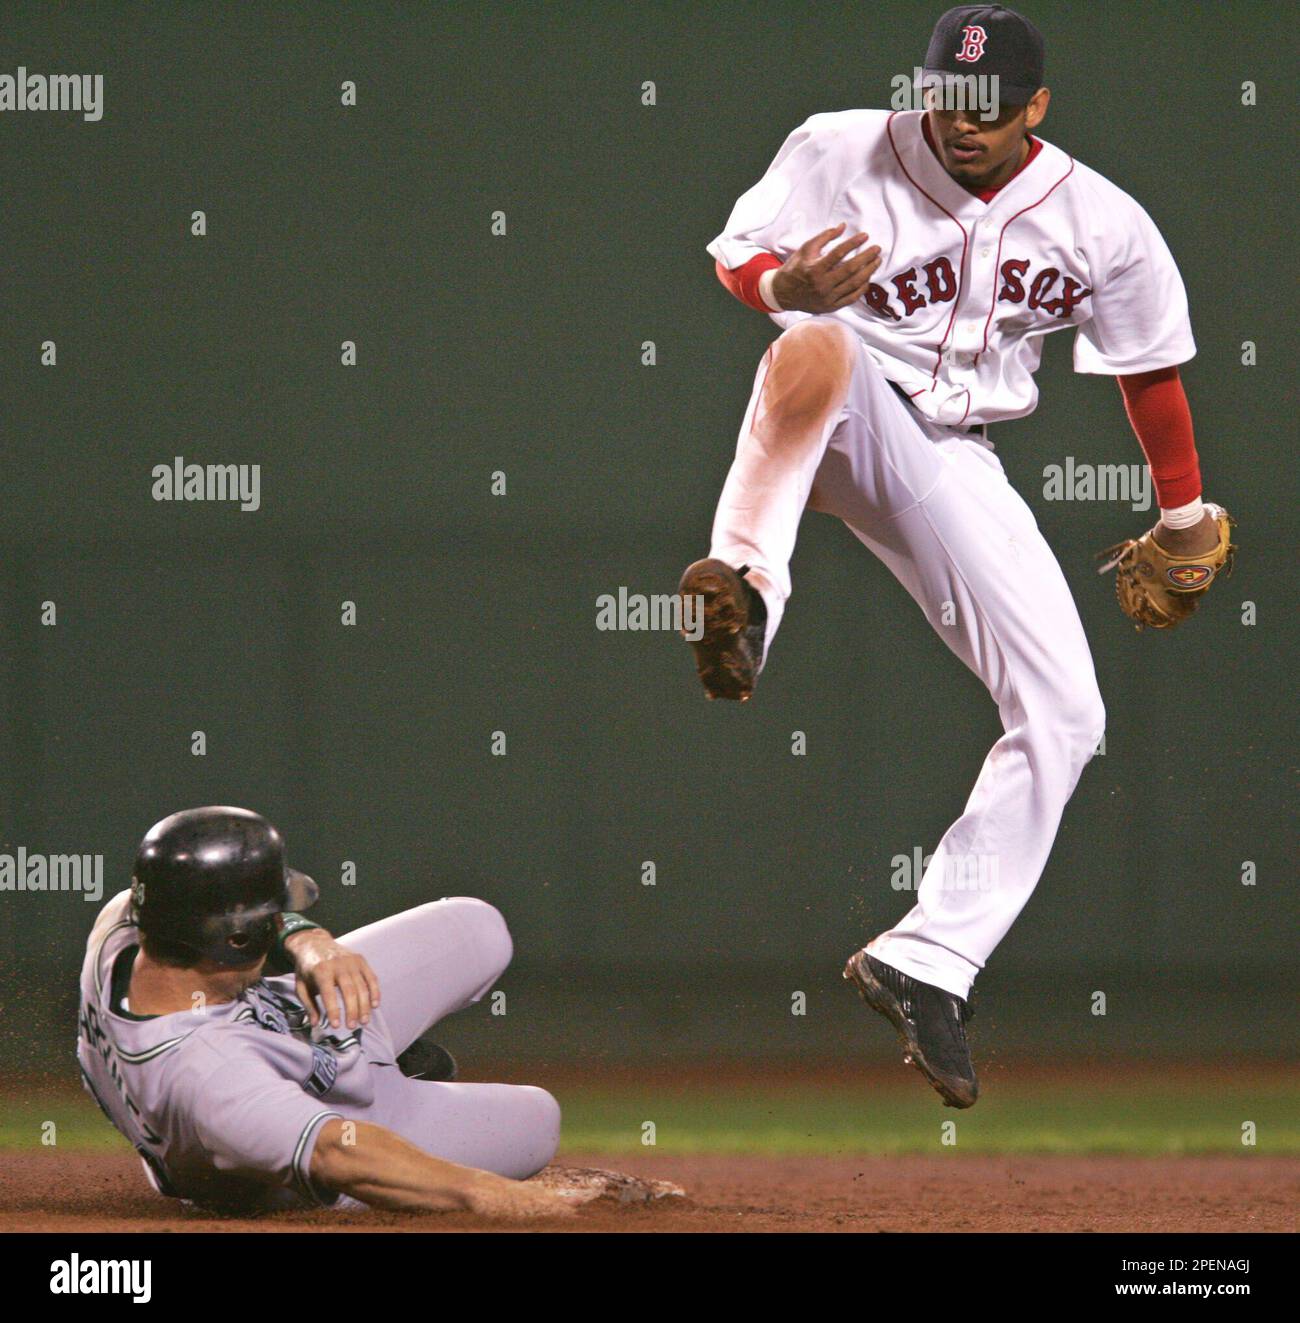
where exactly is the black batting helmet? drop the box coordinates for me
[130,806,319,967]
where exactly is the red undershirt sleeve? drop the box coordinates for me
[1116,366,1203,509]
[714,253,784,313]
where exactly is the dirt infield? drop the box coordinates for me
[2,1150,1294,1233]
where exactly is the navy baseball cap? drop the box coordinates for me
[923,5,1046,106]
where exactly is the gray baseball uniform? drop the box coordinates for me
[76,890,560,1211]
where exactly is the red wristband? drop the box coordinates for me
[715,253,784,313]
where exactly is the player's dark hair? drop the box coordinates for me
[140,929,267,972]
[139,931,203,968]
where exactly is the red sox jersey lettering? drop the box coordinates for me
[997,260,1092,317]
[866,255,1090,323]
[706,109,1194,426]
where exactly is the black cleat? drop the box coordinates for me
[677,559,768,702]
[396,1037,459,1082]
[843,948,978,1108]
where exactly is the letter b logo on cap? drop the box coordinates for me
[956,25,988,61]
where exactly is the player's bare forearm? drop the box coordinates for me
[309,1119,573,1218]
[310,1119,484,1211]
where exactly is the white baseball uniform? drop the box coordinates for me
[77,891,560,1211]
[705,109,1194,998]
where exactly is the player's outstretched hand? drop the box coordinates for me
[771,222,883,313]
[284,929,382,1030]
[465,1174,590,1220]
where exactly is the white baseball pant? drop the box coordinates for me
[708,317,1105,999]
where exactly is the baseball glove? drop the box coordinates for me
[1097,503,1236,630]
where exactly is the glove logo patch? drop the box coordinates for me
[1167,564,1213,589]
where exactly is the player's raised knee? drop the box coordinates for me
[440,896,513,976]
[512,1086,562,1178]
[1044,686,1106,764]
[1081,695,1106,760]
[526,1085,562,1142]
[762,318,856,432]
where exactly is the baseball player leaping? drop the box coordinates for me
[77,807,577,1217]
[679,5,1235,1107]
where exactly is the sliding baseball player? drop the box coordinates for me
[77,807,576,1216]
